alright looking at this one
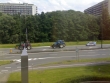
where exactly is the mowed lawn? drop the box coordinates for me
[0,40,110,48]
[0,60,12,66]
[7,64,110,83]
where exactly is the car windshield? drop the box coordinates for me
[0,0,110,83]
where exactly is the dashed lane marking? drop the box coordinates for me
[1,70,8,72]
[13,56,76,62]
[5,67,11,68]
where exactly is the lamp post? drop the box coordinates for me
[26,28,28,41]
[100,18,103,49]
[18,11,22,52]
[25,4,28,41]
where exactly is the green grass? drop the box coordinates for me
[0,40,110,48]
[7,64,110,83]
[0,60,13,66]
[39,57,110,66]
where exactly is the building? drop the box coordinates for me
[84,0,110,16]
[0,3,37,15]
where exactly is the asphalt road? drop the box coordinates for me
[0,44,110,54]
[0,47,110,74]
[0,48,110,61]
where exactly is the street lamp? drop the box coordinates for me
[100,18,103,49]
[25,4,28,42]
[26,28,28,41]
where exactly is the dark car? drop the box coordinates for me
[51,40,66,48]
[15,41,32,50]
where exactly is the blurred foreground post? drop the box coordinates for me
[21,46,28,83]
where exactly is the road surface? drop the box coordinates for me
[0,48,110,74]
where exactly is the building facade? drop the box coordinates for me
[0,3,37,15]
[84,0,110,16]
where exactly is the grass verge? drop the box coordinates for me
[0,60,13,66]
[7,64,110,83]
[0,40,110,48]
[39,57,110,67]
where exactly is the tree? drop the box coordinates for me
[0,14,17,43]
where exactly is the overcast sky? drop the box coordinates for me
[0,0,104,14]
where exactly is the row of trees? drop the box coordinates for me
[0,9,110,44]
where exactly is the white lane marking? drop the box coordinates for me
[16,59,21,62]
[13,56,76,62]
[28,58,32,61]
[1,70,8,72]
[33,58,37,60]
[13,59,17,61]
[13,53,105,63]
[37,56,76,60]
[5,67,11,68]
[38,58,45,59]
[42,49,47,51]
[17,67,21,68]
[28,66,32,68]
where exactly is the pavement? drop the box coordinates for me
[0,73,9,83]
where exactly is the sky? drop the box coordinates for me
[0,0,104,14]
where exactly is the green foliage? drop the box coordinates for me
[0,14,17,43]
[0,10,101,44]
[0,60,13,66]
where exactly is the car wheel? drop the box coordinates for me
[63,44,66,47]
[27,46,31,50]
[19,46,24,50]
[60,45,63,48]
[52,46,56,49]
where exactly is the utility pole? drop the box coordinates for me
[26,28,28,41]
[25,3,28,41]
[101,19,103,49]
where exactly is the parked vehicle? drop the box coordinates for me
[86,41,96,46]
[15,41,32,50]
[51,40,66,48]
